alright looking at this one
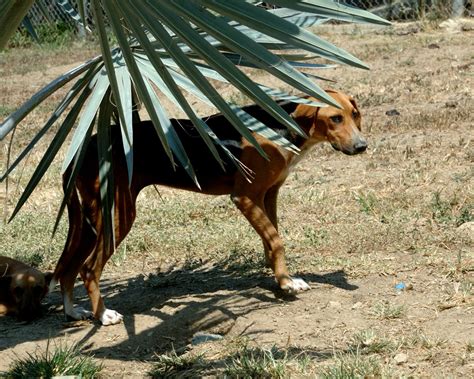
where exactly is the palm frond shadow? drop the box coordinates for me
[79,254,357,359]
[0,252,357,361]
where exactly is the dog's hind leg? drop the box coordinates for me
[59,219,98,321]
[79,189,137,325]
[52,186,98,321]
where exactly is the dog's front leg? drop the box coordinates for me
[262,185,280,267]
[231,194,310,294]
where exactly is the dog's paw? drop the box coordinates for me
[67,306,94,321]
[100,309,123,326]
[281,277,311,294]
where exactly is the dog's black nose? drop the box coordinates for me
[354,140,367,153]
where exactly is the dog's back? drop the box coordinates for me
[78,101,300,195]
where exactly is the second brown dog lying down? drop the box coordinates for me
[0,256,53,321]
[51,89,367,325]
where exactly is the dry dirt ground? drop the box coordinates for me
[0,20,473,377]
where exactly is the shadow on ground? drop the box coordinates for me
[0,254,357,363]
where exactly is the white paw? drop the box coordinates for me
[100,309,123,326]
[281,277,311,294]
[67,306,94,321]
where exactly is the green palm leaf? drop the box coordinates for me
[0,0,389,229]
[9,78,95,221]
[93,0,135,185]
[0,63,100,182]
[0,57,101,140]
[96,89,116,253]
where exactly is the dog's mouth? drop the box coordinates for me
[331,141,367,155]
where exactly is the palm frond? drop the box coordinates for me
[0,0,389,228]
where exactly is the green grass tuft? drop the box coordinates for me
[319,351,387,379]
[8,22,76,49]
[371,302,405,320]
[2,342,102,379]
[431,191,473,226]
[355,192,378,216]
[150,350,206,378]
[224,345,290,379]
[349,330,397,355]
[0,105,15,118]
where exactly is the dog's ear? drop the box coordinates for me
[291,104,320,133]
[349,97,359,113]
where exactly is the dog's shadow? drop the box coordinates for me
[0,254,357,362]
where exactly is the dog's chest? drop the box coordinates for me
[276,146,312,183]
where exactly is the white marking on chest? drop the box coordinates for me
[288,147,311,170]
[290,140,318,172]
[277,142,316,182]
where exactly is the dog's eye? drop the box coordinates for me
[14,287,24,297]
[330,115,343,124]
[352,110,359,118]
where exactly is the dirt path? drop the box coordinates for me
[1,261,472,376]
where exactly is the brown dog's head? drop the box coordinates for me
[0,264,53,321]
[292,90,367,155]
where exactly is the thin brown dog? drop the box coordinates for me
[52,90,367,325]
[0,256,53,321]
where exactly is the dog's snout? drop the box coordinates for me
[354,139,367,153]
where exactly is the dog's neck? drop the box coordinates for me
[267,102,317,151]
[284,128,313,151]
[287,104,324,151]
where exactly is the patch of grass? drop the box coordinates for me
[8,22,76,49]
[228,91,249,106]
[354,192,378,216]
[17,252,44,268]
[431,191,456,224]
[0,105,15,118]
[218,247,266,276]
[431,191,473,226]
[303,226,328,247]
[149,341,312,378]
[111,243,129,267]
[349,330,397,355]
[224,345,291,379]
[458,207,474,226]
[467,341,474,353]
[150,349,206,378]
[0,209,67,270]
[371,301,405,320]
[404,331,447,350]
[319,351,387,379]
[2,342,102,378]
[220,339,312,378]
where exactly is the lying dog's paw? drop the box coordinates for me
[67,306,94,321]
[100,309,123,326]
[281,277,311,294]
